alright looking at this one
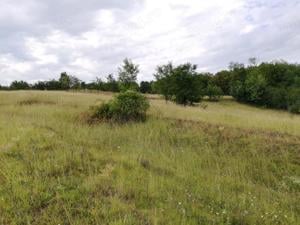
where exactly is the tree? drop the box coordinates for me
[229,62,245,71]
[118,58,139,91]
[154,63,203,105]
[45,80,61,90]
[32,81,47,90]
[69,75,81,89]
[206,84,223,101]
[10,81,30,90]
[228,60,300,113]
[244,70,267,104]
[248,57,258,67]
[59,72,71,90]
[140,81,152,93]
[287,88,300,114]
[105,74,119,92]
[153,62,174,100]
[213,70,231,95]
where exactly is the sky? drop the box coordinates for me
[0,0,300,84]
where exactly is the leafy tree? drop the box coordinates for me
[213,70,231,95]
[118,58,139,91]
[32,81,47,90]
[248,57,258,67]
[153,62,174,101]
[229,61,300,113]
[69,75,81,89]
[287,88,300,114]
[264,87,287,109]
[206,84,223,101]
[10,81,30,90]
[154,63,202,105]
[59,72,71,90]
[229,62,245,71]
[105,74,119,92]
[45,80,61,90]
[244,70,267,104]
[140,81,153,93]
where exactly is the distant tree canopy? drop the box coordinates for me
[10,81,30,90]
[118,58,139,91]
[1,58,299,113]
[140,81,153,94]
[229,61,300,113]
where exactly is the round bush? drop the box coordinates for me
[91,91,150,122]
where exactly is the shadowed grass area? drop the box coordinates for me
[0,91,299,225]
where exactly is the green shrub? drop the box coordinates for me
[287,88,300,114]
[91,91,150,122]
[206,84,223,102]
[264,87,287,109]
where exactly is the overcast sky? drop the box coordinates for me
[0,0,299,84]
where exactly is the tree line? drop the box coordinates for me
[0,58,299,113]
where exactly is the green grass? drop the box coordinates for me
[0,91,299,225]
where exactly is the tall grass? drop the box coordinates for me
[0,91,299,225]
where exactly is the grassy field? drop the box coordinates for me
[0,91,299,225]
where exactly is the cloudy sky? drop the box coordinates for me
[0,0,299,84]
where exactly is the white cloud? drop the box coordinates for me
[0,0,300,84]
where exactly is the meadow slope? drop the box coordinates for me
[0,91,299,225]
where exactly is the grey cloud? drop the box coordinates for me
[0,0,300,85]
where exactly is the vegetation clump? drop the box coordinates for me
[90,90,150,123]
[206,84,223,101]
[154,63,203,105]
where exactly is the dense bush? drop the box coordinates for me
[229,61,300,113]
[213,70,231,95]
[90,91,150,122]
[287,88,300,114]
[206,84,223,101]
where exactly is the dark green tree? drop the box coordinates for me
[213,70,231,95]
[206,84,223,101]
[140,81,152,93]
[10,81,30,90]
[155,63,202,105]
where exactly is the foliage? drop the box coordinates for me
[118,58,139,91]
[105,74,120,92]
[139,81,153,93]
[2,58,300,113]
[229,61,300,113]
[287,88,300,114]
[154,63,203,105]
[91,90,150,122]
[10,80,30,90]
[213,70,231,95]
[206,84,223,101]
[153,62,174,101]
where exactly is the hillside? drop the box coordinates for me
[0,91,299,225]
